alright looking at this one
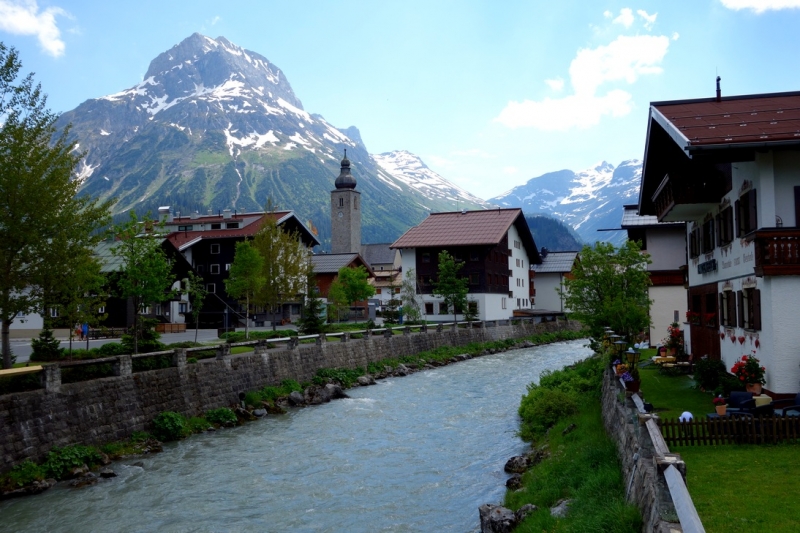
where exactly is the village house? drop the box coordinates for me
[637,87,800,394]
[360,244,402,311]
[390,208,541,322]
[529,249,578,315]
[619,205,688,346]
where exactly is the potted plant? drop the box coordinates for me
[621,367,641,393]
[661,322,684,357]
[731,351,766,395]
[712,396,728,416]
[615,362,628,377]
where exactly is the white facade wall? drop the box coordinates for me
[646,227,686,271]
[648,286,685,346]
[507,225,532,310]
[534,273,566,312]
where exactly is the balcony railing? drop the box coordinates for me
[749,228,800,276]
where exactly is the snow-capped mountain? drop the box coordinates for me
[58,33,486,247]
[373,150,492,209]
[490,160,643,244]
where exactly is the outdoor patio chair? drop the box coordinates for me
[725,391,755,414]
[772,393,800,417]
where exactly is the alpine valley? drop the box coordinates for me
[58,33,641,249]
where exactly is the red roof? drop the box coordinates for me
[652,91,800,148]
[391,208,524,248]
[166,214,267,250]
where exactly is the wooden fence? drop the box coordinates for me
[660,415,800,446]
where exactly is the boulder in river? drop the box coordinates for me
[357,375,376,386]
[69,472,99,488]
[288,391,306,406]
[504,455,530,473]
[1,478,56,499]
[394,364,409,376]
[479,504,517,533]
[253,408,267,417]
[325,383,349,399]
[99,468,117,478]
[505,474,522,490]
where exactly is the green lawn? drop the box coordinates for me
[636,357,800,532]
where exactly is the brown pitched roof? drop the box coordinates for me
[651,91,800,150]
[391,208,541,263]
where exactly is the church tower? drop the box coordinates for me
[331,150,361,254]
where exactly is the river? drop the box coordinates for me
[0,339,592,533]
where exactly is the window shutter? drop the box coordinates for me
[735,199,741,238]
[727,291,736,327]
[715,214,722,247]
[719,293,725,326]
[752,289,761,330]
[749,189,758,233]
[737,290,744,327]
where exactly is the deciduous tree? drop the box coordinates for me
[432,251,468,324]
[560,241,652,343]
[296,261,326,334]
[184,271,208,343]
[400,268,422,324]
[110,212,175,354]
[328,266,375,321]
[0,43,111,368]
[224,241,264,339]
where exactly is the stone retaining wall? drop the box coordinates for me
[1,320,579,472]
[601,370,684,533]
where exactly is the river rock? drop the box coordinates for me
[325,383,349,400]
[99,452,112,466]
[235,406,256,421]
[550,499,571,518]
[68,464,90,479]
[515,503,537,521]
[561,423,576,435]
[505,474,522,490]
[288,391,305,406]
[99,468,117,478]
[504,455,530,473]
[478,504,517,533]
[1,478,56,499]
[357,375,376,386]
[394,364,409,376]
[253,408,267,417]
[70,472,98,488]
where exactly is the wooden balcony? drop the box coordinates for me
[749,228,800,276]
[652,173,720,222]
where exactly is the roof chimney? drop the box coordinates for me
[223,208,232,219]
[716,76,721,102]
[158,206,172,223]
[541,247,549,259]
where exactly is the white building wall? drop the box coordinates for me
[534,273,565,312]
[646,228,686,271]
[648,286,685,346]
[507,225,532,310]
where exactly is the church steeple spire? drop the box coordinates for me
[334,149,357,189]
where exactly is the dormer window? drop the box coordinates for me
[210,223,221,230]
[178,225,193,231]
[226,222,239,229]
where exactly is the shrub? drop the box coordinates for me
[96,342,129,356]
[186,416,212,433]
[187,357,198,364]
[42,445,103,479]
[313,367,363,388]
[30,328,62,361]
[205,407,237,426]
[151,411,188,441]
[1,460,45,490]
[244,391,262,408]
[518,388,579,441]
[694,358,727,390]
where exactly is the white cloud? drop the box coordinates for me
[613,8,634,27]
[211,15,221,25]
[672,32,680,40]
[426,155,455,168]
[637,9,657,29]
[503,167,519,175]
[0,0,68,57]
[603,10,613,18]
[720,0,800,12]
[545,77,565,91]
[495,34,670,131]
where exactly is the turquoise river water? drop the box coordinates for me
[0,339,592,533]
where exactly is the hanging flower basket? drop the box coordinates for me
[738,336,746,345]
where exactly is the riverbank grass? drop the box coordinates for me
[508,357,641,532]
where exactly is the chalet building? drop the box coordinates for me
[162,208,319,328]
[637,88,800,394]
[530,250,578,314]
[390,208,541,321]
[620,205,687,346]
[361,244,402,310]
[310,252,375,321]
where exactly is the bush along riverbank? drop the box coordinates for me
[479,356,642,533]
[1,329,587,501]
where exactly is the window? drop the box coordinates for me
[210,223,221,230]
[207,284,216,294]
[226,222,239,229]
[339,197,344,207]
[501,297,507,309]
[736,189,758,237]
[737,288,761,330]
[354,197,359,210]
[49,307,59,318]
[719,290,736,327]
[97,306,105,314]
[422,253,431,263]
[394,288,400,294]
[689,227,701,258]
[469,272,480,284]
[210,244,220,254]
[439,302,448,315]
[704,293,717,327]
[178,225,193,231]
[425,302,434,315]
[375,288,382,294]
[702,218,715,253]
[225,264,231,271]
[716,206,734,246]
[179,302,188,314]
[196,264,206,274]
[209,264,220,274]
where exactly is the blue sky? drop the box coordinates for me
[2,0,800,200]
